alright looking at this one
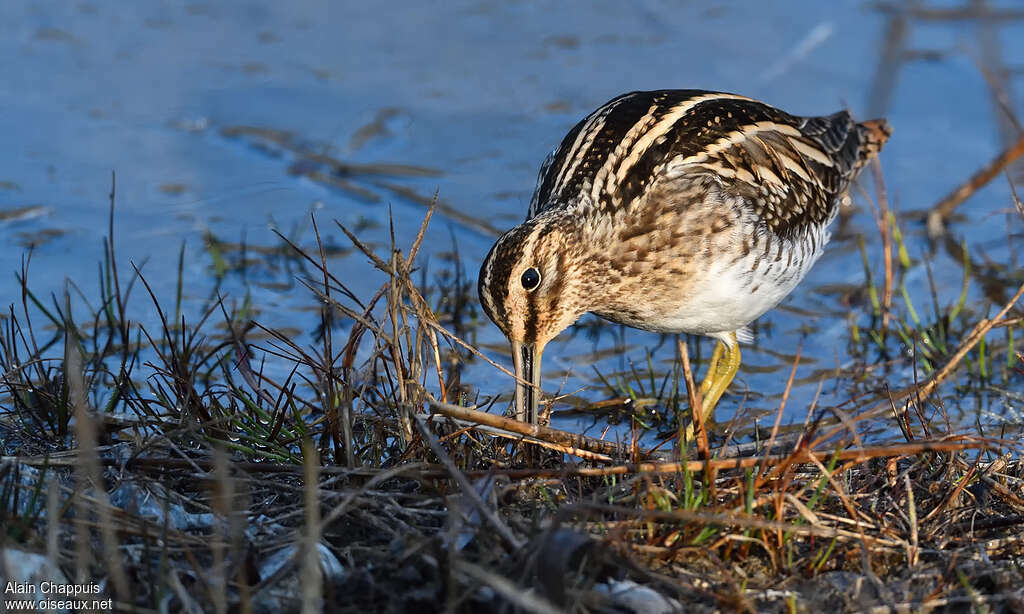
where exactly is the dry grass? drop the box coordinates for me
[0,165,1022,613]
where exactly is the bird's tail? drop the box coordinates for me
[853,119,892,171]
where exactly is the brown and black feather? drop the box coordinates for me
[528,89,890,240]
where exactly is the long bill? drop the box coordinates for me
[511,339,544,424]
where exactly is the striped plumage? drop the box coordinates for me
[479,89,890,424]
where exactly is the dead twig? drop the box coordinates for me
[428,399,626,459]
[677,337,708,458]
[462,439,994,480]
[927,133,1024,237]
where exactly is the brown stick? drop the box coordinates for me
[927,132,1024,236]
[461,439,993,480]
[568,502,895,544]
[912,281,1024,402]
[429,400,627,458]
[871,160,894,329]
[435,416,614,462]
[677,337,708,458]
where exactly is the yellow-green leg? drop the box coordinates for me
[698,340,725,400]
[699,333,741,421]
[682,333,741,444]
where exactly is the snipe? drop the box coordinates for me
[478,89,890,427]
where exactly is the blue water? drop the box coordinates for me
[1,1,1022,442]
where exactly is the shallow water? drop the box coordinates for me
[1,1,1022,443]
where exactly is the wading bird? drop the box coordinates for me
[478,89,889,427]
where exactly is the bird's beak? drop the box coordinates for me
[511,339,544,423]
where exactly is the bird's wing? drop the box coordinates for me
[663,110,866,238]
[527,90,726,219]
[527,91,884,237]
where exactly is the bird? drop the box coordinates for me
[477,89,890,427]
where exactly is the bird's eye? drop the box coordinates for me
[520,267,541,291]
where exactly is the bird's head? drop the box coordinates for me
[477,217,588,422]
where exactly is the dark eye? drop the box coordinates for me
[520,267,541,291]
